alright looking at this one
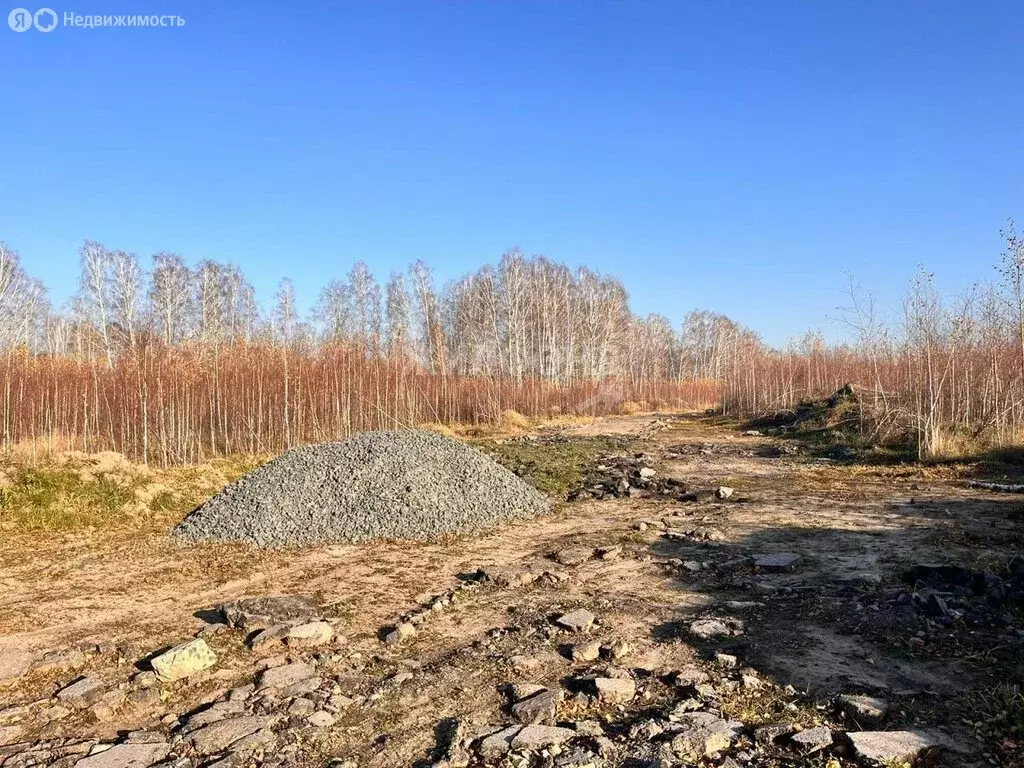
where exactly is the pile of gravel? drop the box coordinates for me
[173,430,550,547]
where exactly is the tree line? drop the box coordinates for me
[0,226,1021,463]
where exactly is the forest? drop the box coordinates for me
[0,226,1021,464]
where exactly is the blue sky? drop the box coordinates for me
[2,1,1021,344]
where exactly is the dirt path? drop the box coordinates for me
[1,413,1021,767]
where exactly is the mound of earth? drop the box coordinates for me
[173,430,550,547]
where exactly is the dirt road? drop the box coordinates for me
[1,414,1021,767]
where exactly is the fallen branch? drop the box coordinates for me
[966,480,1024,494]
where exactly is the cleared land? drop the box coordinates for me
[0,414,1022,768]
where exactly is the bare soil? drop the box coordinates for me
[1,414,1021,767]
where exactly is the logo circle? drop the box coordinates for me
[7,7,33,31]
[33,7,56,31]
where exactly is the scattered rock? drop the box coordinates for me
[384,622,416,645]
[73,741,170,768]
[57,677,105,709]
[755,723,794,745]
[186,715,276,755]
[670,712,741,760]
[221,595,321,631]
[150,639,217,682]
[307,711,335,728]
[753,553,801,572]
[689,618,743,639]
[248,624,290,651]
[556,609,596,632]
[0,725,24,746]
[477,725,522,758]
[552,548,594,567]
[571,640,602,662]
[790,726,833,752]
[716,486,734,499]
[847,730,944,764]
[511,687,562,724]
[257,661,315,691]
[512,724,575,750]
[838,694,887,724]
[284,621,334,649]
[592,677,636,703]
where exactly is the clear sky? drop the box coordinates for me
[2,1,1021,345]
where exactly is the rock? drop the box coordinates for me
[477,726,522,758]
[597,545,622,561]
[307,711,335,728]
[511,724,575,750]
[753,553,801,572]
[639,467,656,479]
[0,650,34,683]
[571,640,602,662]
[556,609,596,632]
[670,712,741,760]
[847,730,944,764]
[838,694,887,724]
[592,677,635,703]
[33,647,88,674]
[512,688,562,724]
[510,683,547,700]
[605,640,631,660]
[672,666,709,687]
[285,622,334,649]
[288,698,315,717]
[74,742,170,768]
[689,618,743,639]
[257,661,315,691]
[384,622,416,645]
[790,726,832,752]
[150,639,217,682]
[716,486,734,499]
[714,653,738,668]
[755,724,794,745]
[248,624,290,651]
[186,715,276,755]
[221,595,320,631]
[552,547,594,567]
[478,565,539,588]
[57,677,105,709]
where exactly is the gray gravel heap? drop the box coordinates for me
[173,430,550,547]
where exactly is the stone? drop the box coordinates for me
[552,548,593,567]
[0,650,33,683]
[597,545,622,561]
[755,724,794,745]
[384,622,416,645]
[284,622,334,649]
[186,715,276,755]
[57,677,105,709]
[716,486,734,499]
[670,712,741,760]
[257,661,315,691]
[753,553,801,572]
[478,565,539,588]
[73,741,170,768]
[672,666,709,687]
[790,726,833,752]
[838,694,887,724]
[556,609,596,632]
[150,639,217,682]
[714,653,738,668]
[605,641,631,660]
[307,711,335,728]
[511,724,575,750]
[248,624,289,651]
[33,647,88,674]
[571,640,602,662]
[592,677,635,703]
[221,595,320,630]
[639,467,656,479]
[847,730,943,764]
[689,618,742,639]
[288,698,315,717]
[478,725,521,758]
[512,688,562,724]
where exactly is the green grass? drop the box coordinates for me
[475,435,624,499]
[0,465,140,530]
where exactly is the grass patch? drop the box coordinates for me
[0,452,266,533]
[475,436,624,499]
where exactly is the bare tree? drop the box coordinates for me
[149,252,193,345]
